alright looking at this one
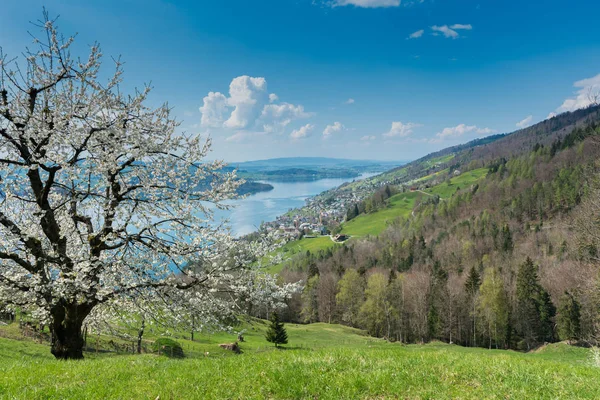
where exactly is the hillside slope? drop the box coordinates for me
[274,106,600,351]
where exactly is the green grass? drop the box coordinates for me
[424,167,487,198]
[265,236,339,273]
[1,321,599,399]
[341,191,420,236]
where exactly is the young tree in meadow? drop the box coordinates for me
[336,269,365,326]
[0,14,282,359]
[477,267,508,349]
[265,312,288,348]
[557,291,582,342]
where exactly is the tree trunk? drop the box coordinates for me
[50,300,93,360]
[137,318,145,354]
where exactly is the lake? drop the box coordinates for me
[213,173,377,236]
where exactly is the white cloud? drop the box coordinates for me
[436,124,494,139]
[345,98,355,104]
[546,112,557,120]
[290,124,315,140]
[516,115,533,129]
[332,0,401,8]
[223,76,268,129]
[408,29,424,39]
[383,121,422,138]
[323,122,345,138]
[199,92,229,128]
[556,73,600,113]
[261,103,312,133]
[361,135,376,141]
[431,24,472,39]
[450,24,472,30]
[200,76,312,135]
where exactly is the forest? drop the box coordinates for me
[273,110,600,351]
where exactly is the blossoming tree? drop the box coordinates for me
[0,14,285,359]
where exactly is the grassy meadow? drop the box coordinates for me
[1,320,599,399]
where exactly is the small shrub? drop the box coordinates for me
[152,338,184,358]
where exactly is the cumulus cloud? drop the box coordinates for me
[200,76,312,135]
[516,115,533,129]
[436,124,494,139]
[382,121,422,138]
[290,124,315,140]
[223,76,268,129]
[556,73,600,113]
[361,135,376,141]
[431,24,472,39]
[260,103,312,133]
[408,29,424,39]
[345,98,355,104]
[332,0,401,7]
[199,92,229,128]
[546,112,557,120]
[323,122,345,138]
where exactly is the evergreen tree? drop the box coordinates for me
[557,291,581,341]
[465,265,482,346]
[516,257,555,349]
[265,313,288,348]
[307,262,320,279]
[501,225,513,252]
[465,265,481,295]
[538,289,557,342]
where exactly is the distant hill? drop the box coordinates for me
[231,157,403,171]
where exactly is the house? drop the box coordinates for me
[333,234,349,242]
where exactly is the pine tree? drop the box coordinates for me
[516,257,556,349]
[307,262,320,278]
[538,289,556,342]
[557,291,581,341]
[265,313,288,348]
[501,225,513,252]
[465,265,482,346]
[465,265,481,295]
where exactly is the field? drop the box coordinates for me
[340,167,488,237]
[341,191,420,236]
[1,321,599,399]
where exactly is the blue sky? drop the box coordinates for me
[2,0,600,162]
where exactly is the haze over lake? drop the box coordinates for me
[215,173,377,237]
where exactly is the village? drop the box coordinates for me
[256,173,412,242]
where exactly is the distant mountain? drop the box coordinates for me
[230,157,403,171]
